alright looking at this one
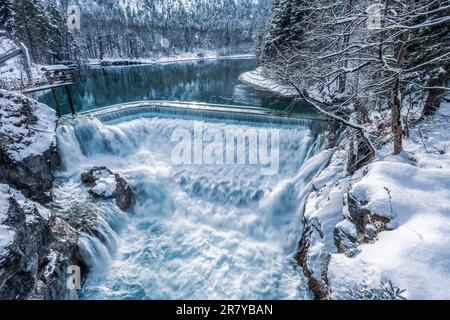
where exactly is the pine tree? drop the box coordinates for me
[13,0,41,62]
[403,0,450,115]
[45,2,70,62]
[0,0,15,35]
[261,0,292,59]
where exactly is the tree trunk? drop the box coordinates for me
[423,72,449,116]
[391,78,403,155]
[391,28,409,155]
[338,0,353,93]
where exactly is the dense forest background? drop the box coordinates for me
[0,0,272,63]
[256,0,449,155]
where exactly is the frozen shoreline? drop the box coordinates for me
[239,67,297,98]
[87,53,256,68]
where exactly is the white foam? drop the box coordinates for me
[56,113,330,299]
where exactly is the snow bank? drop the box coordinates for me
[0,89,57,162]
[88,52,256,67]
[239,67,297,97]
[328,103,450,300]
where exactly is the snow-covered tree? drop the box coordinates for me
[0,0,15,35]
[258,0,450,156]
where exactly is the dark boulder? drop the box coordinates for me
[0,192,81,300]
[81,167,134,211]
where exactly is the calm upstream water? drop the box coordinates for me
[51,58,329,300]
[38,58,316,116]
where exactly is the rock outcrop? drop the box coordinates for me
[0,90,59,204]
[81,167,134,211]
[334,193,390,257]
[294,152,348,300]
[297,154,394,299]
[295,217,331,300]
[0,91,81,300]
[0,185,81,300]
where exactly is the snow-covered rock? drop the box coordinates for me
[0,90,89,300]
[296,151,348,299]
[330,156,450,299]
[0,90,59,203]
[299,102,450,300]
[0,184,81,300]
[81,167,135,211]
[0,185,15,257]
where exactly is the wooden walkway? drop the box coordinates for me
[22,81,74,93]
[21,65,76,117]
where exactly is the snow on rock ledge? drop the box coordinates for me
[298,104,450,300]
[81,167,135,211]
[296,151,348,300]
[0,184,80,300]
[0,90,59,203]
[329,157,450,299]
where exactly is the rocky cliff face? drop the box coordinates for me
[0,185,82,299]
[0,90,82,299]
[1,91,137,299]
[294,144,391,299]
[0,90,59,204]
[294,152,348,300]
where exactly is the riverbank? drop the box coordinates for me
[86,53,256,68]
[239,68,297,98]
[239,67,450,299]
[301,102,450,299]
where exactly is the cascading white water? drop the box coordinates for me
[55,107,332,300]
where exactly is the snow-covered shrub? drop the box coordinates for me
[347,280,407,300]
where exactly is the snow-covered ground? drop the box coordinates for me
[330,102,450,300]
[239,67,297,97]
[0,90,57,162]
[87,52,256,67]
[239,67,358,105]
[304,101,450,300]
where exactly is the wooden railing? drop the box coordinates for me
[0,73,74,92]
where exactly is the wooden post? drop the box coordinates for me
[64,85,76,115]
[51,88,61,118]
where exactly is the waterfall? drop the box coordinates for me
[55,105,332,300]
